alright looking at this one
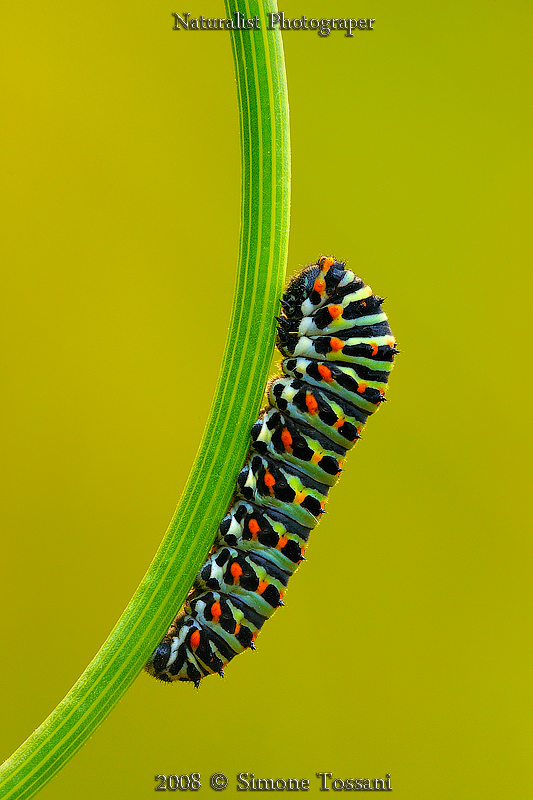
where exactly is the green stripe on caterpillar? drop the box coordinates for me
[145,256,397,686]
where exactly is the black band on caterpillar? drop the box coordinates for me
[145,256,396,686]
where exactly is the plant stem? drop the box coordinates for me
[0,3,290,798]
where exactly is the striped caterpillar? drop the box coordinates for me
[145,256,396,685]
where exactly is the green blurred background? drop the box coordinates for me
[1,1,531,797]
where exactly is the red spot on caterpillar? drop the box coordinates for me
[230,562,243,582]
[190,630,201,649]
[210,602,222,622]
[330,337,344,351]
[369,342,378,356]
[248,518,261,537]
[281,427,293,451]
[361,301,367,307]
[328,304,343,320]
[317,364,334,383]
[305,393,318,414]
[357,382,368,394]
[263,470,276,494]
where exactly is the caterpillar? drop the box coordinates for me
[145,256,396,686]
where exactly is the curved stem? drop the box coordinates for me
[0,3,290,798]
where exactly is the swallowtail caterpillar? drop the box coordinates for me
[145,256,396,685]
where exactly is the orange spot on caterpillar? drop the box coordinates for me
[357,382,368,394]
[311,452,322,465]
[294,491,305,505]
[330,337,344,352]
[234,623,241,635]
[263,470,276,494]
[230,562,243,581]
[328,304,343,320]
[305,393,318,414]
[281,427,293,451]
[322,256,335,271]
[190,630,201,649]
[361,301,367,307]
[210,602,222,621]
[257,580,268,595]
[317,364,334,383]
[248,518,261,536]
[276,535,289,550]
[313,277,326,294]
[369,341,378,356]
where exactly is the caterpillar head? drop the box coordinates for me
[280,256,348,323]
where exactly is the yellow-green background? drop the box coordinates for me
[1,1,531,798]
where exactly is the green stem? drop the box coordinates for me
[0,3,290,798]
